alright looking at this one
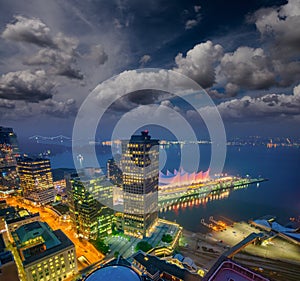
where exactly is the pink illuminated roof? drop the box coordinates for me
[159,167,209,186]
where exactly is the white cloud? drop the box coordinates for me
[0,4,133,123]
[174,41,223,88]
[201,84,300,120]
[79,69,208,118]
[24,48,83,80]
[219,47,276,95]
[0,98,77,120]
[53,32,79,51]
[0,69,55,102]
[139,55,151,65]
[272,59,300,87]
[87,44,108,65]
[194,5,201,13]
[40,98,77,117]
[113,18,123,29]
[185,19,198,30]
[252,0,300,56]
[1,15,54,47]
[2,16,85,80]
[184,5,201,30]
[0,99,15,109]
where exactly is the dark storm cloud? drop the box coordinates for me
[1,15,98,80]
[24,48,83,80]
[173,0,300,98]
[251,0,300,57]
[0,99,15,109]
[0,0,299,134]
[127,89,171,105]
[0,98,78,120]
[274,60,300,87]
[219,47,276,95]
[55,65,84,80]
[108,89,172,113]
[0,70,54,102]
[247,0,300,87]
[40,98,77,118]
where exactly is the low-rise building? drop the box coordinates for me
[251,216,300,245]
[5,212,40,242]
[0,206,17,232]
[0,233,19,281]
[11,221,77,281]
[132,251,201,281]
[0,199,8,209]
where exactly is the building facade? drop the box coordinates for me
[66,168,114,240]
[0,126,19,193]
[11,221,77,281]
[121,130,159,238]
[132,251,201,281]
[0,233,19,281]
[107,157,122,186]
[17,157,55,205]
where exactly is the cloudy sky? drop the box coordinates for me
[0,0,300,139]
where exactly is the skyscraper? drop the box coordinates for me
[0,126,19,193]
[17,157,55,205]
[66,168,114,240]
[122,130,159,238]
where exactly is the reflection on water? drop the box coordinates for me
[50,144,300,232]
[160,189,231,214]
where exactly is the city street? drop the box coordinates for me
[2,196,104,269]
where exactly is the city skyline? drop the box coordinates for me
[0,1,299,280]
[0,0,299,138]
[0,123,299,281]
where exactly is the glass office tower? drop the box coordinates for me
[66,168,114,240]
[17,157,55,205]
[122,130,159,238]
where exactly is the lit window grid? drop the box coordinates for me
[24,247,77,281]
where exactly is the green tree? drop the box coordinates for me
[135,241,152,252]
[162,234,173,243]
[92,238,110,254]
[114,251,120,258]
